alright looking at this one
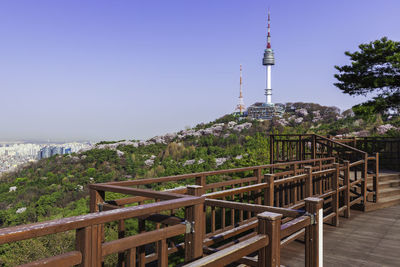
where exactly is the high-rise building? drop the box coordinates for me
[38,146,52,159]
[51,146,63,156]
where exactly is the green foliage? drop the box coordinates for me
[0,232,75,266]
[0,106,397,265]
[334,37,400,114]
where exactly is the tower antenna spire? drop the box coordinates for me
[267,9,271,49]
[236,64,245,115]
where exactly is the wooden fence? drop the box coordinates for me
[0,189,204,267]
[269,134,380,205]
[333,136,400,171]
[0,158,333,267]
[85,157,366,266]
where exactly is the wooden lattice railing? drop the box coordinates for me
[334,136,400,171]
[270,134,381,206]
[0,158,332,267]
[0,190,204,267]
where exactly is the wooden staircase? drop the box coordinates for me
[364,170,400,212]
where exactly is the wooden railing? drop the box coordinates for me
[270,134,381,206]
[88,158,362,266]
[334,136,400,171]
[99,157,335,196]
[189,198,323,267]
[0,152,380,266]
[0,189,204,267]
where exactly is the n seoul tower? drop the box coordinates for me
[263,10,275,105]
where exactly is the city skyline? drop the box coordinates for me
[0,141,91,174]
[1,0,399,141]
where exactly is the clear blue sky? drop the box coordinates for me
[0,0,399,141]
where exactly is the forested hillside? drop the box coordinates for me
[0,102,398,265]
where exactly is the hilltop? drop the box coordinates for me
[1,102,399,226]
[0,102,398,265]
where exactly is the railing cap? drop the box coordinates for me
[257,211,283,221]
[187,185,203,189]
[304,197,324,204]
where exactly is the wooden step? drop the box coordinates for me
[377,172,400,182]
[367,179,400,189]
[367,173,400,182]
[379,187,400,198]
[363,195,400,212]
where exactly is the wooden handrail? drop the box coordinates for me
[280,215,311,239]
[314,134,367,155]
[89,184,186,200]
[183,235,268,267]
[203,176,257,190]
[204,183,268,199]
[349,160,365,167]
[97,157,335,187]
[205,199,302,218]
[0,195,203,245]
[274,173,308,186]
[102,223,186,256]
[19,251,82,267]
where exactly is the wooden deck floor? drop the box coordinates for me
[281,205,400,267]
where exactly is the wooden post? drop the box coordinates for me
[343,161,351,218]
[312,135,317,160]
[270,135,275,174]
[185,185,204,262]
[118,219,125,266]
[76,227,91,267]
[299,135,303,161]
[76,225,102,267]
[363,153,368,205]
[374,153,380,203]
[318,160,323,195]
[327,135,332,158]
[157,239,168,267]
[305,197,324,267]
[138,212,146,267]
[265,174,275,206]
[305,166,313,198]
[332,163,339,226]
[255,168,263,204]
[269,135,274,164]
[257,211,282,267]
[88,188,105,265]
[126,248,136,267]
[195,175,206,195]
[89,188,105,213]
[291,164,298,204]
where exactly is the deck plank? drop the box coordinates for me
[281,204,400,267]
